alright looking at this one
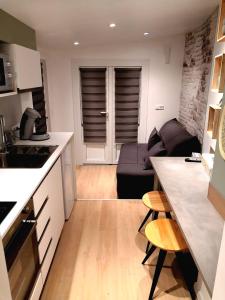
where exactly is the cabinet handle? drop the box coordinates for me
[36,195,49,219]
[41,237,53,266]
[38,218,51,244]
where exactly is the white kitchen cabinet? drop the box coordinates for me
[0,239,12,300]
[32,158,64,288]
[38,220,52,264]
[61,137,76,219]
[10,44,42,90]
[47,157,65,250]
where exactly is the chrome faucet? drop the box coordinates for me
[0,115,7,153]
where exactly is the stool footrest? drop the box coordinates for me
[142,245,156,264]
[138,209,153,232]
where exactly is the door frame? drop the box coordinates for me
[72,59,150,165]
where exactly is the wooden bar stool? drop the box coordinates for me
[138,191,172,232]
[142,219,190,300]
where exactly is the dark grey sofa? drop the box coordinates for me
[116,118,201,199]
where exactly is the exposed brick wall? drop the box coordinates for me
[179,11,217,144]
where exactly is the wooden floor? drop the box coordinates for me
[41,201,191,300]
[76,165,117,199]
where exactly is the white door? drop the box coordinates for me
[74,64,144,165]
[79,67,112,164]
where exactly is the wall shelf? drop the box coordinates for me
[211,54,225,93]
[207,104,222,139]
[217,0,225,42]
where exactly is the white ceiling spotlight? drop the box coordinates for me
[109,23,116,28]
[144,32,150,37]
[73,41,80,46]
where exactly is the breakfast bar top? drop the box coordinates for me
[150,157,224,295]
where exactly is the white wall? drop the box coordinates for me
[0,95,22,129]
[40,35,185,155]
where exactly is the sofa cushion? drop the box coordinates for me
[117,163,154,176]
[138,144,148,165]
[158,118,200,155]
[116,163,155,198]
[118,143,138,164]
[143,141,167,170]
[147,127,161,150]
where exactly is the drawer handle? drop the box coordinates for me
[41,238,53,266]
[36,195,49,219]
[38,217,51,244]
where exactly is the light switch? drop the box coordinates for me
[155,105,165,110]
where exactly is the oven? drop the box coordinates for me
[3,199,40,300]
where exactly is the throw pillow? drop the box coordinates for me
[143,141,167,170]
[158,118,200,155]
[147,127,161,150]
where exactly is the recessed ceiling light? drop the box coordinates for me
[144,32,150,37]
[109,23,116,28]
[73,41,80,46]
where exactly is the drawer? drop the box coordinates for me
[33,177,49,216]
[38,219,52,264]
[36,199,51,241]
[41,238,55,284]
[29,272,43,300]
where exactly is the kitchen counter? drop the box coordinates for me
[0,132,74,238]
[151,157,224,295]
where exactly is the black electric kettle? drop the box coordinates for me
[19,108,41,140]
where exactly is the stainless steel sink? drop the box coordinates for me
[0,145,58,168]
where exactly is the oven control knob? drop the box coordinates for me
[22,206,30,214]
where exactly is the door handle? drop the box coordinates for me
[100,111,108,116]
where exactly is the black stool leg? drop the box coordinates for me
[152,211,159,220]
[148,250,167,300]
[165,212,172,219]
[138,209,153,232]
[145,211,158,253]
[142,245,156,264]
[146,241,150,253]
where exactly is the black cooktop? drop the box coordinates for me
[0,145,58,168]
[0,202,16,224]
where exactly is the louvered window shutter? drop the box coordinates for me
[115,68,141,143]
[80,68,107,143]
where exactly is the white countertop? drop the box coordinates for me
[0,132,73,238]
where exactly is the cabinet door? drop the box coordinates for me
[61,140,76,219]
[12,44,42,90]
[48,158,65,250]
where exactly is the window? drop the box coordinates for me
[115,68,141,143]
[80,68,107,143]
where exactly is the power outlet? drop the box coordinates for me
[155,105,165,110]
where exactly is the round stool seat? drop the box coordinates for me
[145,219,188,252]
[142,191,171,213]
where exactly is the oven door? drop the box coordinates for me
[4,220,40,300]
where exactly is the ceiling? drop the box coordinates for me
[0,0,219,50]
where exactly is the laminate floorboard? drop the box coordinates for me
[76,165,117,199]
[41,200,191,300]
